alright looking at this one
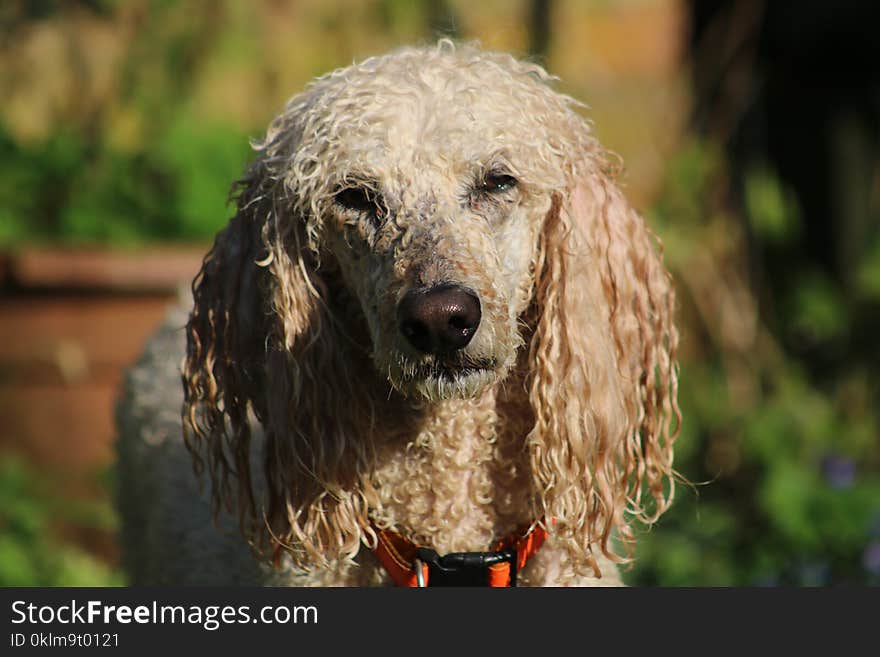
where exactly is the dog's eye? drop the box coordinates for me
[479,173,518,193]
[335,186,384,219]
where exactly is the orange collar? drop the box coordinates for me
[372,521,550,587]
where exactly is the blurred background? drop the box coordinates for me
[1,0,878,586]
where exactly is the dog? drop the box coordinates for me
[116,40,680,586]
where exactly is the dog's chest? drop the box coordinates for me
[369,395,531,554]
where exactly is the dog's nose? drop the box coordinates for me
[397,284,481,355]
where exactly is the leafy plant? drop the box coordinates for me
[625,140,880,586]
[0,456,122,586]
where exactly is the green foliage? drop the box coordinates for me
[153,113,253,240]
[786,271,849,343]
[0,114,250,246]
[857,237,880,302]
[0,456,122,586]
[744,164,800,243]
[0,0,258,247]
[0,127,88,246]
[626,140,880,586]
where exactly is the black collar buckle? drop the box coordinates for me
[414,546,518,587]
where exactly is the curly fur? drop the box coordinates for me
[117,40,679,586]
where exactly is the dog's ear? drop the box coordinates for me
[182,162,286,533]
[257,193,376,570]
[527,175,680,577]
[182,144,375,568]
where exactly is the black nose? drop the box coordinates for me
[397,284,482,355]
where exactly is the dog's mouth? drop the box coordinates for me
[388,355,500,400]
[415,357,498,380]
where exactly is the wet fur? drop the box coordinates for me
[117,41,679,586]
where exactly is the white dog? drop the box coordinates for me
[116,41,679,586]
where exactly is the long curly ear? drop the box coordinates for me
[182,166,273,530]
[257,202,378,569]
[527,176,680,577]
[183,153,376,569]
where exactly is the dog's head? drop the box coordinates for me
[273,45,592,402]
[183,42,679,574]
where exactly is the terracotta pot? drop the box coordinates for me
[0,245,205,563]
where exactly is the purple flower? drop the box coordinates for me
[863,541,880,575]
[820,455,855,489]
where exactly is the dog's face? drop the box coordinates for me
[328,168,539,401]
[323,127,547,402]
[288,51,578,401]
